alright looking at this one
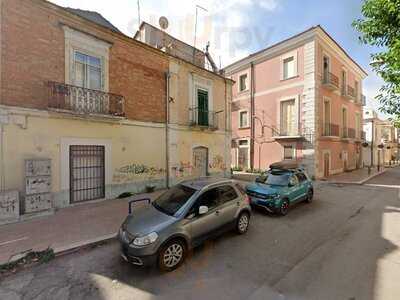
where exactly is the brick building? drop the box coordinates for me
[0,0,232,221]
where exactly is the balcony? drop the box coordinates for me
[345,85,356,100]
[361,94,366,106]
[348,128,356,139]
[189,107,218,130]
[273,123,304,140]
[322,72,339,90]
[322,123,340,137]
[47,81,125,117]
[341,126,348,138]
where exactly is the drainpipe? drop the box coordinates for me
[224,78,229,177]
[165,72,170,189]
[0,124,4,191]
[250,62,255,170]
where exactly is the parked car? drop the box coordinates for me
[246,161,313,215]
[119,178,251,271]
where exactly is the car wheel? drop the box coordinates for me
[279,199,290,216]
[158,239,186,272]
[305,189,314,203]
[236,212,250,234]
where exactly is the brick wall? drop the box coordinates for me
[0,0,168,123]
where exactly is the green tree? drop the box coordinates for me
[353,0,400,123]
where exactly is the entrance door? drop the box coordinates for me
[70,145,105,203]
[343,151,348,171]
[197,89,209,126]
[323,152,330,178]
[193,146,208,177]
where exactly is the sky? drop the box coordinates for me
[49,0,388,119]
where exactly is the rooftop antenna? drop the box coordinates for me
[159,16,169,50]
[137,0,141,39]
[193,4,208,63]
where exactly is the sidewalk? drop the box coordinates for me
[325,167,387,185]
[0,190,164,265]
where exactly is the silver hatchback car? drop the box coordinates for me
[119,177,251,271]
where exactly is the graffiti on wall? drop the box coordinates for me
[113,163,166,183]
[0,191,19,222]
[172,161,193,178]
[209,155,226,171]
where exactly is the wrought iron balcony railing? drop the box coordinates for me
[346,85,356,100]
[47,81,125,117]
[348,128,356,139]
[322,72,339,90]
[322,122,340,137]
[189,107,218,129]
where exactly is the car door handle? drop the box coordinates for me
[215,210,220,216]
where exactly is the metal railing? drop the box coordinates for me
[322,72,339,89]
[276,122,299,137]
[348,128,356,139]
[322,122,340,137]
[189,107,218,129]
[47,81,125,116]
[347,85,356,99]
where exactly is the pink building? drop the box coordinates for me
[224,26,367,179]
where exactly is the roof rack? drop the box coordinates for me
[269,160,304,172]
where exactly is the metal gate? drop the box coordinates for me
[70,145,105,203]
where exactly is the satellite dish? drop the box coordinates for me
[159,16,169,30]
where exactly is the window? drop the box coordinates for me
[342,107,348,137]
[74,52,103,90]
[238,139,250,169]
[280,99,296,135]
[283,56,295,79]
[323,56,330,82]
[289,175,299,186]
[218,186,238,204]
[323,99,331,136]
[197,88,209,126]
[355,113,361,138]
[284,145,295,160]
[190,188,220,215]
[296,173,307,183]
[354,81,359,101]
[341,70,347,95]
[239,74,248,92]
[153,184,196,216]
[239,110,249,128]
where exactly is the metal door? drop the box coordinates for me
[193,146,208,177]
[70,145,105,203]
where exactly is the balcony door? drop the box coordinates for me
[71,51,106,114]
[323,56,330,82]
[197,89,209,126]
[323,99,331,136]
[280,99,296,136]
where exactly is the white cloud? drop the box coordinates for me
[49,0,280,66]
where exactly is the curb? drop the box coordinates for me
[325,169,387,185]
[2,233,118,266]
[54,233,117,257]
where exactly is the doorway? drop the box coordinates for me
[193,146,208,177]
[70,145,105,203]
[323,152,330,178]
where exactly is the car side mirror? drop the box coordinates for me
[199,206,209,215]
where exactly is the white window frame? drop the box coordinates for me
[237,138,250,169]
[73,50,103,90]
[237,70,250,93]
[283,143,296,160]
[63,26,111,92]
[278,95,300,136]
[322,97,332,136]
[281,51,298,81]
[341,68,347,96]
[189,74,213,122]
[238,109,250,128]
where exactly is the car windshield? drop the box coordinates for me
[152,184,196,216]
[258,172,291,186]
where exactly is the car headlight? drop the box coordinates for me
[132,232,158,246]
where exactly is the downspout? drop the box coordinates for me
[0,124,4,191]
[165,71,170,188]
[250,62,255,170]
[224,78,228,177]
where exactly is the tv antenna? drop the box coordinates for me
[193,5,208,63]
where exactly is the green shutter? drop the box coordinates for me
[197,89,209,126]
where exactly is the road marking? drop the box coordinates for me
[0,236,29,246]
[364,184,400,189]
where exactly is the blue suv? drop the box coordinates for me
[245,161,314,215]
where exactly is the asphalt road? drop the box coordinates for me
[1,168,399,300]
